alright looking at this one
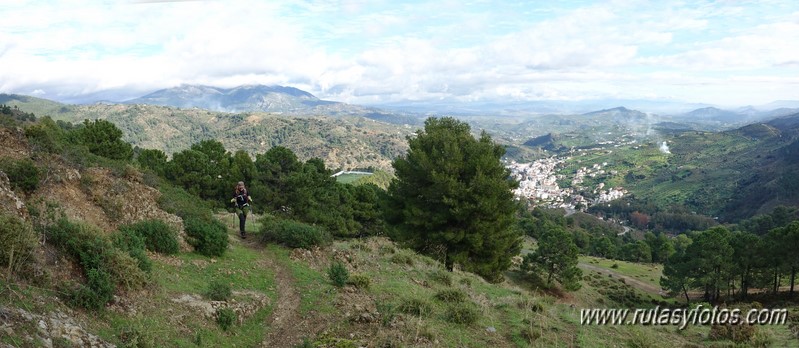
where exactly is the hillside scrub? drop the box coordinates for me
[45,218,148,309]
[184,217,229,257]
[259,216,332,249]
[118,219,179,255]
[0,213,38,278]
[0,158,40,194]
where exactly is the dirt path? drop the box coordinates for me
[220,214,311,348]
[258,249,305,348]
[578,262,664,295]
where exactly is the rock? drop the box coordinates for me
[486,326,497,333]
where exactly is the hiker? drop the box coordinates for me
[231,181,253,238]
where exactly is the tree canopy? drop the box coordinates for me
[386,117,521,282]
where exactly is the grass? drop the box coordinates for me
[5,216,798,347]
[334,173,372,184]
[579,255,663,290]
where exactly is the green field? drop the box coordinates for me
[334,173,372,184]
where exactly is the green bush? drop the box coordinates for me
[216,307,237,331]
[184,217,228,257]
[376,302,396,327]
[69,268,114,310]
[347,274,371,289]
[390,253,414,266]
[328,261,349,287]
[378,245,396,255]
[397,298,432,317]
[0,158,40,194]
[708,322,757,343]
[73,119,133,160]
[207,279,232,301]
[445,304,479,325]
[434,289,467,303]
[106,250,148,291]
[0,213,38,276]
[260,217,332,249]
[119,220,179,255]
[45,218,150,309]
[428,269,452,286]
[157,185,212,221]
[118,325,154,348]
[112,228,152,273]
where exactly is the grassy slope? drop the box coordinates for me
[4,215,798,347]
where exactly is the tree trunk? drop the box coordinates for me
[682,285,690,305]
[774,269,780,294]
[791,266,796,295]
[445,254,454,272]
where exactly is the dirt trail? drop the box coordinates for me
[578,262,663,295]
[221,214,312,348]
[258,249,305,348]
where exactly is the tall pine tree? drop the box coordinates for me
[386,117,520,282]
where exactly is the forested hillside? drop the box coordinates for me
[1,94,411,172]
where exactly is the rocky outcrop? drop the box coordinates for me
[0,172,27,219]
[0,307,115,348]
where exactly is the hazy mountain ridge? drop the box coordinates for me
[3,96,412,171]
[121,84,423,125]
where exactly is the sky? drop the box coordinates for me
[1,0,798,107]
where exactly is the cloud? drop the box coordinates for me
[0,1,797,106]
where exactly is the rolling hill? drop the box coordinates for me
[4,95,413,171]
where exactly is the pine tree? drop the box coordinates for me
[521,227,582,290]
[386,117,520,282]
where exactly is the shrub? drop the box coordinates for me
[216,307,237,331]
[118,325,154,348]
[45,219,142,309]
[73,119,133,160]
[69,269,114,310]
[428,269,452,286]
[611,263,619,269]
[708,322,757,343]
[397,298,432,317]
[184,217,228,257]
[521,327,541,342]
[112,228,152,273]
[0,213,38,276]
[445,304,479,325]
[119,220,179,255]
[207,279,232,301]
[378,245,396,255]
[0,158,40,194]
[157,185,212,221]
[376,302,396,327]
[260,218,332,249]
[347,274,371,289]
[107,249,148,291]
[328,261,349,287]
[434,289,467,303]
[390,253,413,266]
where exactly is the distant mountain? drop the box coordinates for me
[375,99,711,116]
[581,106,648,118]
[680,107,743,123]
[123,84,422,125]
[125,84,335,113]
[522,133,566,151]
[758,100,799,110]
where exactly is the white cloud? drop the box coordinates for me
[0,1,797,106]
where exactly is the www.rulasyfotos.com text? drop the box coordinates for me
[580,305,788,330]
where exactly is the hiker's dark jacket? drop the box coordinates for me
[233,189,250,208]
